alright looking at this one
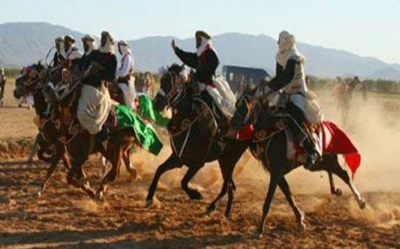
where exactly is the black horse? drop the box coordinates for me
[219,85,365,238]
[146,64,248,215]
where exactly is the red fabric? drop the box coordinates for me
[237,124,254,140]
[322,120,361,178]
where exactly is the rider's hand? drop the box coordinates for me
[171,39,176,51]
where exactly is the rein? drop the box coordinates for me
[160,72,185,107]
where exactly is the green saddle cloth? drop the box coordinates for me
[114,104,163,155]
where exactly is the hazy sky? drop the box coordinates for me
[1,0,399,64]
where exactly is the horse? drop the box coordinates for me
[220,84,365,238]
[146,64,249,215]
[48,71,146,199]
[19,62,137,198]
[14,67,34,108]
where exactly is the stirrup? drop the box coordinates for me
[304,152,318,170]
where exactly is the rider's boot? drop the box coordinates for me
[301,138,319,170]
[96,127,109,151]
[288,118,319,170]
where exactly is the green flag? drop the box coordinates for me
[114,104,163,155]
[137,94,170,127]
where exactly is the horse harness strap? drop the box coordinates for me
[252,114,289,143]
[167,112,200,137]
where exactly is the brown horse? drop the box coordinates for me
[20,63,138,198]
[46,74,140,199]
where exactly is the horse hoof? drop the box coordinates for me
[145,199,153,208]
[96,191,104,200]
[298,221,307,231]
[254,231,263,239]
[334,188,343,196]
[189,191,203,200]
[128,168,137,181]
[359,199,366,209]
[34,189,42,198]
[205,206,215,216]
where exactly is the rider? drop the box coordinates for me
[77,31,117,148]
[52,37,65,67]
[171,30,230,130]
[116,40,136,110]
[63,35,82,69]
[266,31,322,170]
[0,68,6,106]
[80,34,97,71]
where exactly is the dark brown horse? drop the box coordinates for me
[217,85,365,238]
[45,73,140,199]
[21,63,138,198]
[146,64,248,216]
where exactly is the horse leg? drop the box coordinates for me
[277,176,306,230]
[328,171,343,196]
[207,146,246,217]
[67,151,95,198]
[206,179,229,215]
[325,155,365,209]
[255,173,280,239]
[206,178,237,217]
[61,146,71,171]
[123,147,137,181]
[28,133,40,164]
[181,163,204,200]
[34,145,64,198]
[96,145,123,200]
[145,153,182,207]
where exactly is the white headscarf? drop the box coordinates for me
[118,40,132,55]
[82,35,97,55]
[197,36,213,56]
[99,32,115,54]
[275,31,305,67]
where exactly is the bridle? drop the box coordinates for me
[158,71,185,107]
[235,93,259,126]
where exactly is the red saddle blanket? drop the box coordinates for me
[237,120,361,177]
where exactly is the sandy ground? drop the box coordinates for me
[1,80,400,248]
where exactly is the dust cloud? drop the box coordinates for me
[117,89,400,227]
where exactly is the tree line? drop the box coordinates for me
[307,75,400,94]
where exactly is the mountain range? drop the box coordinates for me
[1,22,399,80]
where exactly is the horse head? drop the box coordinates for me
[13,70,29,99]
[229,83,260,132]
[153,63,186,111]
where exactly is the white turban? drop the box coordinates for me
[276,31,304,67]
[118,40,131,55]
[99,31,115,54]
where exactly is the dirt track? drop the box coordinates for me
[1,82,400,248]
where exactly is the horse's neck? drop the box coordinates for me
[170,93,192,120]
[33,90,47,116]
[253,104,279,130]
